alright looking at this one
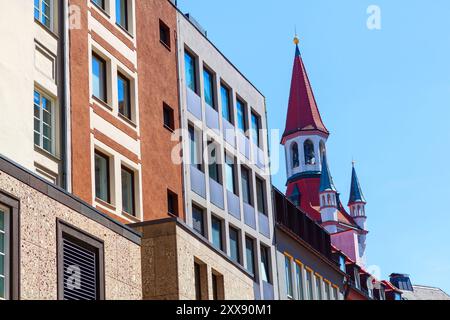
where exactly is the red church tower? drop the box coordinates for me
[282,37,368,266]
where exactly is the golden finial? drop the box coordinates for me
[293,36,300,45]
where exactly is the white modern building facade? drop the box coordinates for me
[176,12,278,300]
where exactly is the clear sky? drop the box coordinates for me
[177,0,450,293]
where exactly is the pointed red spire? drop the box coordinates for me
[282,39,329,143]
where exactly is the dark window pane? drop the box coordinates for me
[92,54,106,102]
[163,104,175,130]
[256,178,266,215]
[95,151,110,203]
[229,227,240,264]
[285,256,293,297]
[251,112,260,147]
[211,217,223,251]
[185,51,197,93]
[236,99,246,132]
[203,69,215,108]
[221,85,232,123]
[116,0,129,30]
[121,166,135,215]
[245,237,255,275]
[208,143,220,183]
[118,73,131,120]
[159,20,170,47]
[194,262,201,300]
[192,206,204,236]
[92,0,105,9]
[241,167,252,205]
[260,246,270,283]
[167,190,178,216]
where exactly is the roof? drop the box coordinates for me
[282,43,329,142]
[348,163,366,205]
[319,153,336,192]
[401,285,450,300]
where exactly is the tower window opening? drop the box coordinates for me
[291,143,299,168]
[304,140,316,165]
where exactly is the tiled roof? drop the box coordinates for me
[401,285,450,300]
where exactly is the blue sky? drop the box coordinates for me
[177,0,450,292]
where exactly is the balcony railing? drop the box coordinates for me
[262,281,274,300]
[209,177,224,209]
[190,165,206,198]
[222,119,236,148]
[186,87,202,120]
[258,211,270,238]
[205,104,220,134]
[243,202,256,229]
[238,132,250,159]
[227,190,240,220]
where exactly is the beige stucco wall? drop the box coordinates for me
[136,220,254,300]
[0,170,142,300]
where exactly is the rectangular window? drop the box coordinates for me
[118,72,131,120]
[305,269,313,300]
[0,208,7,300]
[34,0,52,29]
[236,98,247,133]
[354,268,361,289]
[185,51,197,93]
[285,256,293,298]
[203,68,215,109]
[229,227,240,264]
[94,151,110,203]
[92,53,107,102]
[211,216,223,251]
[163,103,175,131]
[188,125,202,171]
[192,205,205,237]
[116,0,129,31]
[167,190,178,217]
[221,84,232,123]
[241,167,252,205]
[194,262,202,300]
[207,142,220,183]
[332,286,339,300]
[91,0,105,10]
[295,263,304,300]
[159,20,171,48]
[225,155,236,194]
[324,282,331,300]
[260,246,271,283]
[251,112,261,147]
[245,237,255,276]
[315,276,323,300]
[58,222,104,300]
[121,166,135,216]
[34,90,54,154]
[212,272,224,300]
[255,177,266,215]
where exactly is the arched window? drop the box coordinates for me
[304,140,316,165]
[320,140,326,159]
[327,194,331,205]
[291,143,299,168]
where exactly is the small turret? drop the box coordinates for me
[319,153,338,233]
[348,162,367,230]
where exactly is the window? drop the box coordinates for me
[354,268,361,289]
[167,190,178,217]
[58,222,105,300]
[34,90,54,154]
[221,84,232,123]
[229,227,240,264]
[203,68,215,109]
[338,255,346,273]
[207,142,220,183]
[255,177,266,215]
[212,272,224,300]
[295,263,304,300]
[188,125,202,171]
[251,112,261,147]
[245,237,255,276]
[94,151,110,203]
[394,292,402,300]
[211,216,223,251]
[121,166,135,216]
[34,0,52,29]
[185,51,197,93]
[305,269,313,300]
[304,140,316,165]
[236,99,247,133]
[241,167,252,205]
[324,282,331,300]
[192,205,205,237]
[91,0,105,10]
[194,262,202,300]
[163,103,175,131]
[116,0,129,31]
[332,286,339,300]
[260,246,271,283]
[291,143,299,168]
[284,256,293,298]
[320,140,326,159]
[0,207,8,300]
[92,53,107,102]
[315,276,323,300]
[118,72,131,120]
[159,20,171,48]
[225,155,236,194]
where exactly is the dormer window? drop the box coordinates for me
[291,143,299,168]
[304,140,315,165]
[354,268,361,289]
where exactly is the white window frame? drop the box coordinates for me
[0,205,10,300]
[34,0,54,31]
[34,89,56,155]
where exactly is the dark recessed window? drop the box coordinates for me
[255,177,266,215]
[121,166,135,216]
[167,189,178,217]
[221,84,232,124]
[207,141,221,184]
[194,262,202,300]
[225,155,237,195]
[211,216,223,251]
[212,272,224,300]
[163,103,175,131]
[192,205,205,237]
[91,0,105,10]
[92,53,107,102]
[58,222,105,300]
[229,226,240,264]
[118,72,132,120]
[159,20,171,49]
[236,98,247,133]
[245,236,255,276]
[184,51,197,93]
[241,166,252,206]
[94,151,110,203]
[260,245,271,283]
[251,111,261,147]
[203,68,215,109]
[116,0,129,31]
